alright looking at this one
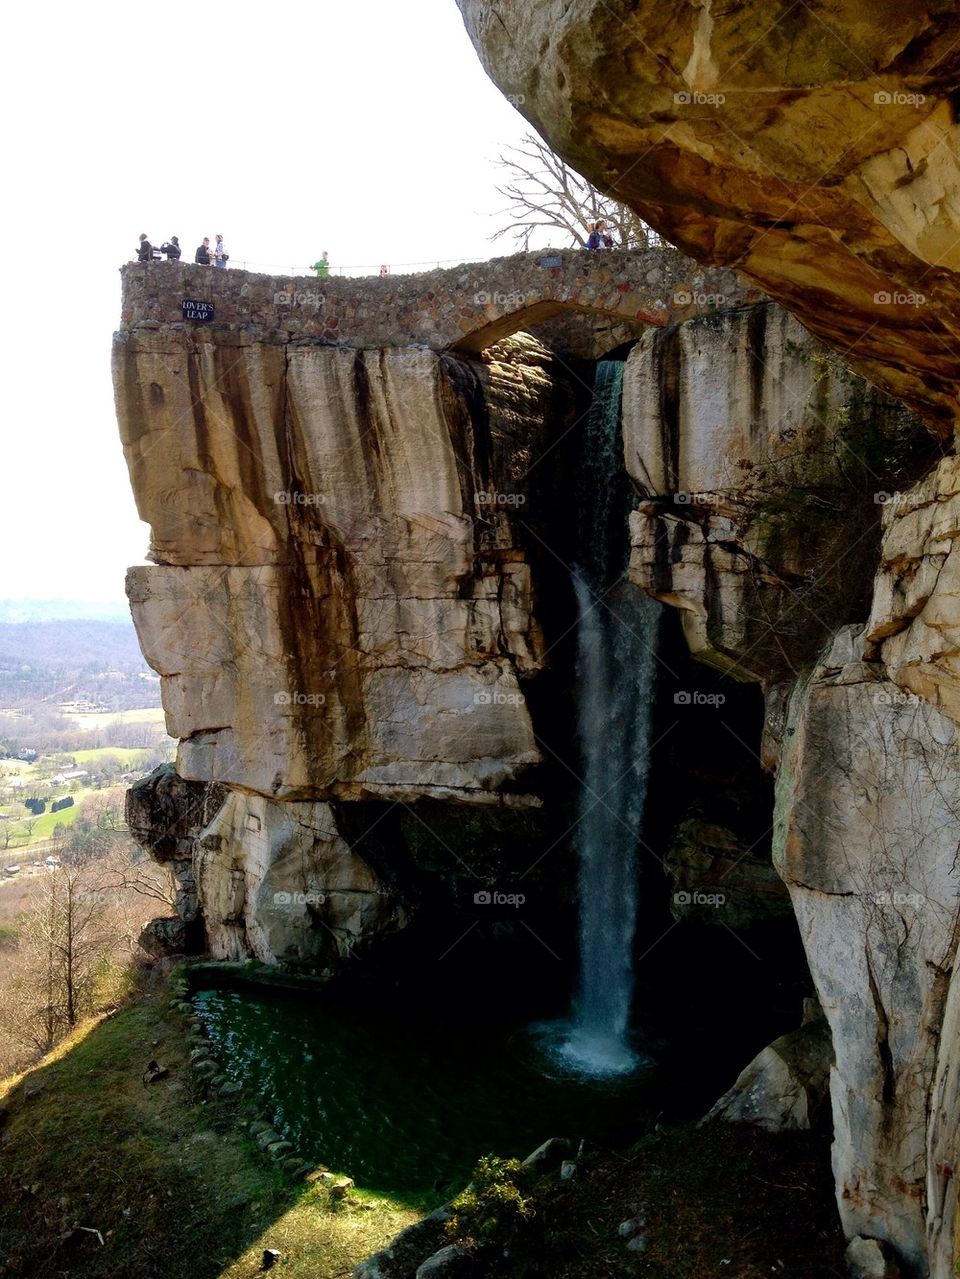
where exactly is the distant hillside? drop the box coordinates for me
[0,620,158,712]
[0,600,131,624]
[0,621,146,671]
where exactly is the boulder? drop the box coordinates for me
[126,764,227,862]
[845,1236,901,1279]
[415,1246,474,1278]
[702,1003,833,1131]
[521,1137,572,1174]
[138,916,197,958]
[194,793,406,965]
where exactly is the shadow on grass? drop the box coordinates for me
[0,995,416,1279]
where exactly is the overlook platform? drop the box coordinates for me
[119,248,756,356]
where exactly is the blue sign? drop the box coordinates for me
[182,299,215,322]
[538,255,563,269]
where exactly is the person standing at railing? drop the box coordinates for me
[161,237,181,261]
[214,234,229,268]
[195,238,212,265]
[312,251,330,278]
[587,220,614,249]
[137,234,153,262]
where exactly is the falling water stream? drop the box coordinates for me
[557,360,662,1075]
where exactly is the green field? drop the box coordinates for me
[1,787,97,847]
[23,796,88,840]
[70,747,151,766]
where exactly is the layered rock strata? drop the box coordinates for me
[622,302,928,682]
[116,338,557,806]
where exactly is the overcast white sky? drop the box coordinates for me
[0,0,540,604]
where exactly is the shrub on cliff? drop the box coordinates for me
[446,1154,533,1249]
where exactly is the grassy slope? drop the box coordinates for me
[0,991,417,1279]
[0,979,848,1279]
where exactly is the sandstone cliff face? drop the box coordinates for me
[622,302,927,682]
[118,281,876,968]
[456,1,960,435]
[453,11,960,1268]
[775,627,960,1274]
[116,337,558,806]
[867,454,960,720]
[116,306,596,967]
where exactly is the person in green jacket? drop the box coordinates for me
[312,251,330,278]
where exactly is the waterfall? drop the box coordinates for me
[560,360,661,1076]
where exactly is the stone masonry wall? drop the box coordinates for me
[119,248,752,354]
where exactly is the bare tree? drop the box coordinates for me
[12,864,112,1053]
[91,842,173,913]
[0,811,167,1071]
[493,132,660,251]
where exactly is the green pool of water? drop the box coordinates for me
[194,985,661,1207]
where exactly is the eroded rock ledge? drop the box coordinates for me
[456,1,960,434]
[118,336,562,806]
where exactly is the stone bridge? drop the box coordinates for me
[119,247,755,356]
